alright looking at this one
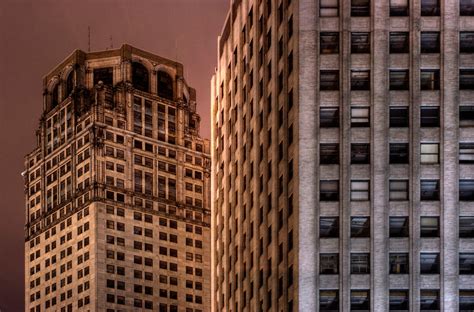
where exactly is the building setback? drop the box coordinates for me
[211,0,474,311]
[24,44,211,312]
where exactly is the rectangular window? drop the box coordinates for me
[320,143,339,164]
[390,32,410,53]
[320,180,339,201]
[420,69,440,90]
[351,180,370,201]
[460,216,474,238]
[460,69,474,89]
[461,0,474,16]
[460,106,474,127]
[319,290,339,311]
[421,0,440,16]
[351,253,370,274]
[320,217,339,238]
[320,253,339,274]
[460,32,474,53]
[390,0,409,16]
[421,32,440,53]
[351,107,370,127]
[351,144,370,164]
[390,70,409,90]
[351,290,370,310]
[420,290,440,310]
[320,32,339,54]
[390,290,409,310]
[351,217,370,237]
[421,143,439,164]
[320,70,339,90]
[351,70,370,90]
[390,143,409,164]
[460,180,474,201]
[389,180,409,201]
[389,216,409,237]
[390,253,409,274]
[420,253,440,274]
[420,107,440,127]
[351,0,370,16]
[320,107,339,127]
[351,32,370,53]
[390,107,409,127]
[420,180,440,200]
[320,0,339,17]
[460,290,474,311]
[421,217,440,237]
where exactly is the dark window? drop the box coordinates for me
[420,217,440,237]
[420,70,440,90]
[390,107,409,127]
[351,290,370,310]
[390,143,409,164]
[460,216,474,238]
[157,71,174,100]
[460,180,474,201]
[320,33,339,54]
[132,62,149,92]
[389,180,409,201]
[93,67,113,86]
[390,70,409,90]
[420,253,440,274]
[390,290,409,311]
[460,32,474,53]
[351,217,370,237]
[351,253,370,274]
[320,0,339,17]
[420,290,440,310]
[66,72,74,97]
[460,69,474,89]
[351,70,370,90]
[351,33,370,53]
[320,290,339,311]
[420,107,440,127]
[390,0,409,16]
[421,32,440,53]
[461,0,474,16]
[390,32,409,53]
[51,84,59,108]
[460,290,474,311]
[389,217,409,237]
[459,253,474,274]
[351,0,370,16]
[320,180,339,201]
[320,107,339,127]
[320,254,339,274]
[421,0,440,16]
[320,143,339,164]
[460,143,474,163]
[390,253,409,274]
[320,70,339,90]
[320,217,339,238]
[351,107,370,127]
[420,180,440,200]
[351,143,370,164]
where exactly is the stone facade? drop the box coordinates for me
[24,45,211,312]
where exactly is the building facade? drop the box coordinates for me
[211,0,474,311]
[24,45,211,312]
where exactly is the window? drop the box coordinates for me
[351,33,370,53]
[93,67,113,86]
[320,0,339,17]
[320,217,339,238]
[460,180,474,201]
[460,290,474,311]
[320,144,339,164]
[351,144,370,164]
[390,70,409,90]
[420,70,440,90]
[460,69,474,89]
[421,32,440,53]
[460,106,474,127]
[420,107,440,127]
[132,62,149,92]
[320,70,339,90]
[421,0,440,16]
[461,0,474,16]
[351,107,370,127]
[351,0,370,16]
[390,32,409,53]
[320,254,339,274]
[157,71,174,100]
[420,253,440,274]
[351,253,370,274]
[320,180,339,201]
[421,143,439,164]
[389,217,409,237]
[421,217,440,237]
[351,217,370,237]
[420,290,440,310]
[351,70,370,90]
[390,0,409,16]
[390,253,409,274]
[459,253,474,274]
[320,33,339,54]
[420,180,440,200]
[390,143,409,164]
[390,290,409,311]
[320,290,339,311]
[460,216,474,238]
[351,290,370,310]
[389,180,409,201]
[351,180,370,201]
[461,32,474,53]
[320,107,339,127]
[390,107,409,127]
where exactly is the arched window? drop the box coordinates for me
[51,84,59,108]
[65,71,74,98]
[132,62,149,92]
[157,71,173,100]
[93,67,113,86]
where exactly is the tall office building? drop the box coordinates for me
[211,0,474,311]
[24,45,211,312]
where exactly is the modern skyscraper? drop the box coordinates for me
[24,45,211,312]
[211,0,474,311]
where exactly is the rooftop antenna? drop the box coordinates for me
[88,26,91,52]
[110,35,114,49]
[175,38,178,62]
